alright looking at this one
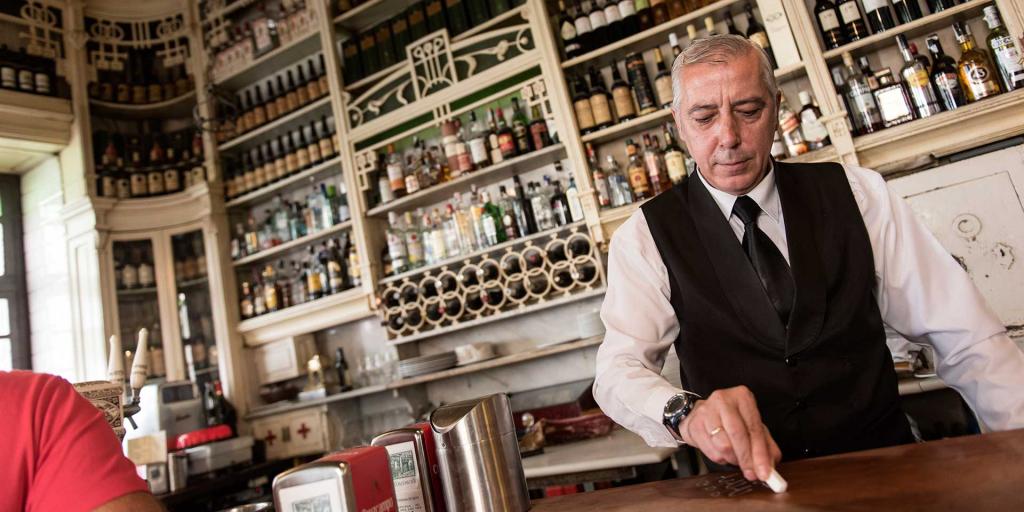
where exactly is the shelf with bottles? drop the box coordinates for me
[230,170,353,263]
[816,0,994,61]
[89,91,197,120]
[828,9,1024,160]
[86,45,194,112]
[211,13,322,89]
[113,240,158,293]
[558,0,750,70]
[93,122,209,201]
[172,232,210,288]
[215,54,332,149]
[336,0,527,89]
[0,40,68,99]
[224,115,343,203]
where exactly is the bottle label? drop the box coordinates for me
[101,176,117,198]
[965,63,1001,99]
[935,72,963,104]
[992,35,1024,88]
[147,171,164,194]
[800,111,830,143]
[628,165,649,194]
[665,151,686,182]
[130,173,148,196]
[387,162,405,192]
[498,132,516,154]
[18,70,32,91]
[618,0,636,17]
[839,2,862,23]
[164,169,180,192]
[574,98,596,129]
[849,82,881,123]
[328,261,343,290]
[861,0,889,12]
[308,143,322,163]
[34,73,50,95]
[406,234,424,264]
[560,21,577,41]
[589,10,608,29]
[469,137,489,164]
[574,16,593,35]
[604,4,622,23]
[1,67,15,88]
[655,75,674,107]
[489,134,504,163]
[590,94,613,125]
[613,86,636,117]
[308,272,323,294]
[818,10,840,31]
[406,173,420,194]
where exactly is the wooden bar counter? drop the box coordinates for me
[532,428,1024,511]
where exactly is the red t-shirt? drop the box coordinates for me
[0,371,150,512]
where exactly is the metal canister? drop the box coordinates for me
[371,422,446,511]
[430,393,530,512]
[273,446,396,512]
[168,452,189,492]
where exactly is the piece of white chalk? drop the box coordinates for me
[764,468,788,493]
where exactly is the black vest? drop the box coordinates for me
[641,161,912,461]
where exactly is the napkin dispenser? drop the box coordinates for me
[429,393,530,512]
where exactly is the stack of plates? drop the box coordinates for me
[399,351,458,378]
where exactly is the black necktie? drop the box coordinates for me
[732,195,795,326]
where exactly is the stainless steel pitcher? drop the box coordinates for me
[430,393,530,511]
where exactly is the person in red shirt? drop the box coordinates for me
[1,371,164,512]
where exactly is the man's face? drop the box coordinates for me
[673,50,778,195]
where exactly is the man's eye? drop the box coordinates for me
[695,117,713,125]
[739,109,761,118]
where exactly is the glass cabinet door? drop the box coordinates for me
[171,230,219,389]
[113,239,167,381]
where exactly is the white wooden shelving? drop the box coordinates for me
[225,155,345,208]
[89,91,197,120]
[232,220,353,267]
[218,95,333,151]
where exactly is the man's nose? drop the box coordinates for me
[718,113,741,149]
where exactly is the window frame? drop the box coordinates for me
[0,174,31,370]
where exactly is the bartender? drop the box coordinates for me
[594,34,1024,485]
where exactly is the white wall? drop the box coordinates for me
[21,157,76,379]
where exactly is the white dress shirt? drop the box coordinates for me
[594,163,1024,448]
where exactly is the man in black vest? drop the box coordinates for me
[593,35,1024,485]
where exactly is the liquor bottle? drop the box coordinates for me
[891,0,922,24]
[625,53,658,115]
[559,0,583,59]
[386,144,407,199]
[625,139,650,199]
[603,0,624,40]
[497,187,521,240]
[454,120,474,175]
[325,239,347,294]
[778,95,808,156]
[873,68,915,127]
[603,154,634,207]
[651,0,670,25]
[836,0,870,42]
[842,52,882,134]
[771,129,787,160]
[662,125,687,184]
[635,0,653,31]
[863,0,897,34]
[896,35,942,119]
[953,21,1001,102]
[669,32,682,58]
[574,1,595,56]
[403,211,425,268]
[529,104,552,150]
[466,0,489,28]
[983,6,1024,92]
[445,0,470,36]
[572,75,597,134]
[798,91,830,150]
[305,247,325,300]
[480,191,508,244]
[486,110,505,164]
[666,0,685,19]
[335,347,353,391]
[386,212,408,275]
[512,175,538,235]
[585,142,612,207]
[745,4,777,69]
[548,177,571,226]
[859,56,880,90]
[618,0,640,37]
[511,98,532,154]
[587,0,610,46]
[704,16,717,36]
[642,133,669,195]
[588,67,614,129]
[726,14,742,36]
[931,0,956,13]
[495,107,517,159]
[262,264,280,312]
[653,47,674,108]
[467,111,491,168]
[294,65,311,106]
[610,62,637,121]
[926,34,968,111]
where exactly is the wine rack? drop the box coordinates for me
[377,222,604,343]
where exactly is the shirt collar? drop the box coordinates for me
[696,160,781,223]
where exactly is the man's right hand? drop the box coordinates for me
[678,385,782,482]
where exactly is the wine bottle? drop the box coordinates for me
[559,0,583,59]
[863,0,897,34]
[925,35,966,111]
[625,52,658,115]
[611,61,637,121]
[836,0,870,42]
[653,47,673,108]
[588,66,614,129]
[815,0,847,50]
[745,4,777,69]
[574,1,595,55]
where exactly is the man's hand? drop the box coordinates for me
[678,385,782,482]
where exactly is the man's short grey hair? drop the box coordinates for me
[670,34,778,115]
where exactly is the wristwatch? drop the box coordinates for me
[663,391,702,442]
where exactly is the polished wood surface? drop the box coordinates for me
[532,429,1024,511]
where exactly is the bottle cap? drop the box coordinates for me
[798,90,811,106]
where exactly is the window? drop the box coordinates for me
[0,175,29,370]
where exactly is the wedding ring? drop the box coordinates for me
[709,426,723,437]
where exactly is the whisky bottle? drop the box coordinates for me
[611,62,637,121]
[842,52,882,134]
[572,75,597,133]
[662,125,687,184]
[559,0,583,59]
[983,6,1024,92]
[952,21,1001,102]
[873,68,915,127]
[588,66,614,129]
[651,0,670,25]
[797,91,830,150]
[896,34,942,118]
[626,52,658,115]
[586,142,612,207]
[836,0,870,42]
[625,139,650,199]
[653,47,674,108]
[926,34,967,111]
[777,95,808,156]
